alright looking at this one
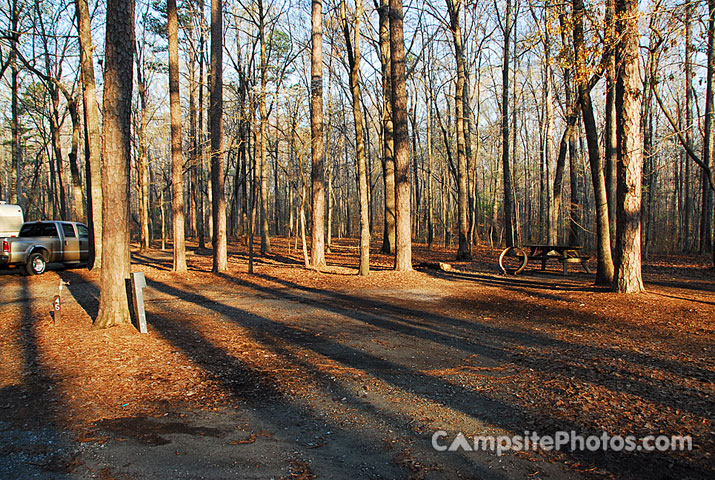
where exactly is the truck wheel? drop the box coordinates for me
[26,252,47,275]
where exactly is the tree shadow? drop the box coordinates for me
[0,277,81,476]
[144,276,710,479]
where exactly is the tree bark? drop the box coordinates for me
[96,0,135,328]
[76,0,102,269]
[501,0,515,246]
[702,0,715,256]
[342,0,370,276]
[310,0,326,267]
[573,0,614,285]
[447,0,471,260]
[168,0,187,272]
[605,0,617,248]
[258,0,271,255]
[684,0,694,252]
[388,0,411,270]
[613,0,645,293]
[378,0,396,255]
[210,0,227,272]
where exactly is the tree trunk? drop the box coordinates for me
[210,0,227,272]
[613,0,645,293]
[65,96,85,222]
[447,0,471,260]
[168,0,187,272]
[378,0,396,255]
[342,0,370,276]
[702,0,715,256]
[76,0,102,269]
[135,61,150,251]
[684,0,694,252]
[605,0,617,248]
[96,0,135,328]
[389,0,411,270]
[573,0,614,285]
[10,1,21,207]
[501,0,515,247]
[258,0,271,255]
[197,1,207,250]
[310,0,326,267]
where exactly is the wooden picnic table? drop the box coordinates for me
[498,244,591,275]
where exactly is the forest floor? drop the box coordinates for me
[0,238,713,479]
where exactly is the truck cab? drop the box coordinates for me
[1,221,89,275]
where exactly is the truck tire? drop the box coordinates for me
[26,252,47,275]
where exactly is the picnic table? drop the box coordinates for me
[498,244,591,275]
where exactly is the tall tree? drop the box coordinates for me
[168,0,187,272]
[702,0,715,255]
[310,0,326,267]
[613,0,645,293]
[500,0,515,246]
[389,0,411,270]
[446,0,471,260]
[76,0,102,269]
[95,0,135,327]
[342,0,370,276]
[572,0,614,285]
[378,0,396,255]
[258,0,271,254]
[9,0,21,207]
[604,0,617,247]
[210,0,227,272]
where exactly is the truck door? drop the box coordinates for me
[39,223,61,262]
[76,224,89,261]
[60,223,80,262]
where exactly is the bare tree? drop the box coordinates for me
[613,0,645,293]
[310,0,326,267]
[96,0,135,327]
[210,0,227,272]
[446,0,471,260]
[572,0,613,285]
[342,0,370,276]
[389,0,411,271]
[168,0,187,272]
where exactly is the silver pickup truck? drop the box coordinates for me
[1,221,89,275]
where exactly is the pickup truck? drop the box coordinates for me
[1,221,89,275]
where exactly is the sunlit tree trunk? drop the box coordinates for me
[258,0,271,255]
[447,0,471,260]
[210,0,227,272]
[613,0,645,293]
[342,0,369,276]
[378,0,396,255]
[310,0,326,267]
[389,0,411,270]
[96,0,135,328]
[168,0,187,272]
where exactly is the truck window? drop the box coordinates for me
[77,225,89,238]
[61,223,76,238]
[19,223,41,237]
[40,223,59,237]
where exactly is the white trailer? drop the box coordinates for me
[0,202,24,237]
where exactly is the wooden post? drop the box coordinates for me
[52,295,61,324]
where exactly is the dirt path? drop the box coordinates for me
[1,240,713,479]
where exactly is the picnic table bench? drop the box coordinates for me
[499,244,591,275]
